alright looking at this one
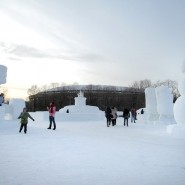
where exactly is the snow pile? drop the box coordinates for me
[166,124,185,138]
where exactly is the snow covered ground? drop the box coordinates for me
[0,113,185,185]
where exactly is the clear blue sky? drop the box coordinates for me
[0,0,185,98]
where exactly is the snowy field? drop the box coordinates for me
[0,114,185,185]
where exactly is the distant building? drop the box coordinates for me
[27,85,145,112]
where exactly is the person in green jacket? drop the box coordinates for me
[18,107,35,134]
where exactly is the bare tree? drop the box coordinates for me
[130,79,180,102]
[40,84,49,92]
[49,82,60,89]
[129,79,152,91]
[27,85,40,96]
[72,82,79,85]
[154,79,180,101]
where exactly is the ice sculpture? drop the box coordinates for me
[0,64,7,120]
[167,61,185,138]
[173,77,185,125]
[0,64,25,120]
[0,64,7,84]
[58,91,104,121]
[8,99,26,119]
[155,86,174,121]
[145,87,159,121]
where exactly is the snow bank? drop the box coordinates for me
[166,124,185,139]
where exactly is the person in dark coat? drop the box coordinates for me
[105,106,112,127]
[123,108,130,127]
[18,108,35,133]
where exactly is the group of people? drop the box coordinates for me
[105,106,118,127]
[17,101,139,133]
[105,106,137,127]
[18,102,56,134]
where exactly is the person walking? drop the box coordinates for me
[105,106,112,127]
[111,106,117,126]
[123,108,130,127]
[47,102,56,130]
[131,108,137,123]
[18,107,35,134]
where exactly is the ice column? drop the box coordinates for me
[145,87,159,121]
[0,64,7,120]
[0,64,7,84]
[155,86,174,121]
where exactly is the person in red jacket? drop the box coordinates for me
[47,102,56,130]
[131,108,137,123]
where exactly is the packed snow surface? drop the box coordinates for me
[0,113,185,185]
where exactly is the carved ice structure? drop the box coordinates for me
[7,99,25,120]
[0,64,7,120]
[145,87,159,121]
[0,64,25,120]
[145,86,175,124]
[1,98,26,121]
[173,76,185,125]
[58,91,104,121]
[166,61,185,138]
[155,86,174,122]
[0,64,7,84]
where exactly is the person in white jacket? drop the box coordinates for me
[111,106,117,126]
